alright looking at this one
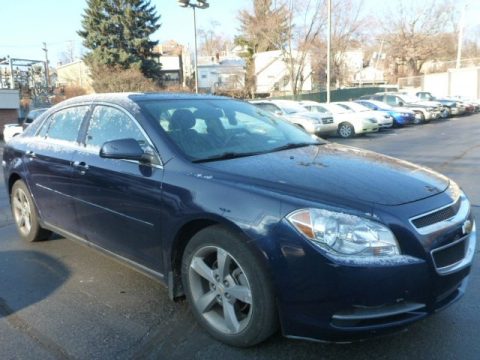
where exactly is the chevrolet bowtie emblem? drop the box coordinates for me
[462,220,473,236]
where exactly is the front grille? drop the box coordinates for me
[431,237,467,269]
[411,199,461,229]
[322,117,334,124]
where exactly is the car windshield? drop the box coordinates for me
[369,101,392,110]
[319,103,350,114]
[26,108,48,121]
[338,102,369,112]
[276,102,309,114]
[398,94,420,103]
[139,99,324,162]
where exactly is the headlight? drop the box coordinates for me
[287,208,400,257]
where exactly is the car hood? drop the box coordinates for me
[290,111,331,121]
[392,107,415,114]
[201,143,450,206]
[410,100,442,107]
[331,113,364,124]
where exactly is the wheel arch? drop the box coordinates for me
[8,172,22,196]
[167,216,274,301]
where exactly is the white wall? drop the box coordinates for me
[254,50,312,95]
[423,73,449,97]
[160,56,181,71]
[422,67,480,98]
[448,68,480,98]
[0,89,19,109]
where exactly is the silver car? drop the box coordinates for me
[250,100,337,136]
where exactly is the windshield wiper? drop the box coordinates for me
[192,142,322,163]
[192,151,264,163]
[269,142,320,153]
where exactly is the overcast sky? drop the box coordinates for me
[0,0,477,66]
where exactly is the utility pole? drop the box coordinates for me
[178,1,209,94]
[42,42,50,88]
[8,56,14,89]
[456,3,468,69]
[326,0,331,103]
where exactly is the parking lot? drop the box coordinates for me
[0,114,479,360]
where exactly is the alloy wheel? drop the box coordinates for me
[12,188,32,236]
[339,124,353,138]
[188,245,253,335]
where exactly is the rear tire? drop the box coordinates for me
[182,225,278,347]
[11,180,51,242]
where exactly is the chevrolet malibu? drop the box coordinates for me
[2,93,476,347]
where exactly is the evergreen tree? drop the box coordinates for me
[236,0,290,97]
[78,0,161,80]
[238,0,290,54]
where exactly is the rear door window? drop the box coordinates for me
[38,106,89,142]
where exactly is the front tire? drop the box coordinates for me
[11,180,51,242]
[338,122,355,138]
[413,112,425,124]
[182,225,278,347]
[441,107,451,119]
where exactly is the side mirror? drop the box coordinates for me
[100,138,149,162]
[398,101,404,107]
[275,110,283,116]
[372,105,378,110]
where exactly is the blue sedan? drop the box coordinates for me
[3,93,476,346]
[356,99,415,126]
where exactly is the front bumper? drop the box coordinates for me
[451,106,466,116]
[269,195,476,342]
[379,117,394,128]
[393,114,415,125]
[356,122,379,134]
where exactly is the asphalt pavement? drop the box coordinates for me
[0,115,479,359]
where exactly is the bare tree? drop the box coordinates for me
[381,0,458,78]
[198,21,232,58]
[282,0,325,97]
[59,41,76,65]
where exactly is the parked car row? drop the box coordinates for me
[250,91,479,139]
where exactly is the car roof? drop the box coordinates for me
[298,100,322,105]
[56,92,230,107]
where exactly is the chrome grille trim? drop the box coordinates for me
[409,195,469,235]
[430,222,476,276]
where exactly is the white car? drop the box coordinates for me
[3,108,48,142]
[334,101,393,129]
[299,100,379,138]
[250,99,337,136]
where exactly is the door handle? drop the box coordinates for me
[25,150,36,158]
[72,161,89,174]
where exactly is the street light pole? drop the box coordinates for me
[178,0,209,94]
[456,3,468,69]
[326,0,331,103]
[193,5,198,93]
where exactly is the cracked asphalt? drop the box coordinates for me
[0,114,479,360]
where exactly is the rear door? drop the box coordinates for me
[70,104,165,272]
[23,105,90,234]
